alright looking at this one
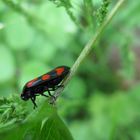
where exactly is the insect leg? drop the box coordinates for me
[40,92,49,98]
[31,96,38,109]
[43,86,56,102]
[47,89,56,102]
[54,84,64,90]
[47,89,54,97]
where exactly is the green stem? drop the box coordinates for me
[51,0,126,102]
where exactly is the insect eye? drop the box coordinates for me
[21,94,25,100]
[21,92,30,101]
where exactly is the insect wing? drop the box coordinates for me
[25,66,70,88]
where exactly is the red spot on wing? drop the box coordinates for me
[56,67,64,75]
[42,74,51,80]
[27,78,38,87]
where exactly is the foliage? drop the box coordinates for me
[0,95,73,140]
[96,0,110,25]
[0,0,140,140]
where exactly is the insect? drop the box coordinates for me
[21,66,70,109]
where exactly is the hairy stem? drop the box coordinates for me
[51,0,126,102]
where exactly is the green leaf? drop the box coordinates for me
[38,114,73,140]
[0,100,73,140]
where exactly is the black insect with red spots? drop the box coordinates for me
[21,66,70,108]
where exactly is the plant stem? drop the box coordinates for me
[51,0,126,102]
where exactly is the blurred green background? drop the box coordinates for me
[0,0,140,140]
